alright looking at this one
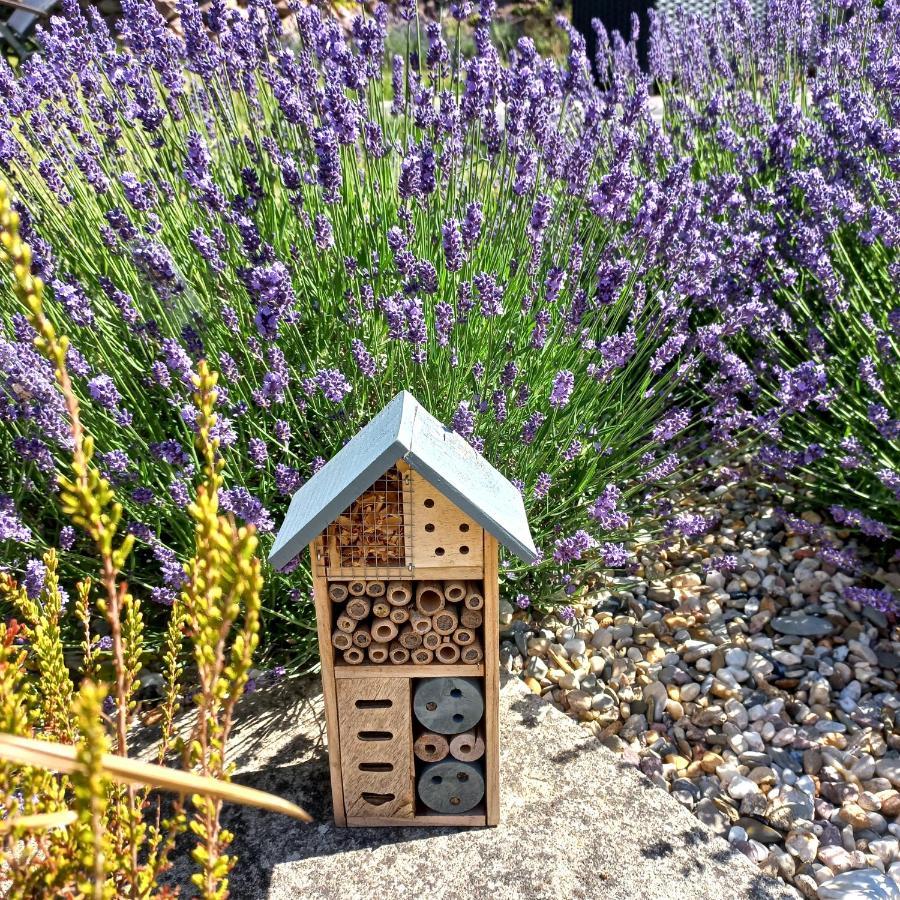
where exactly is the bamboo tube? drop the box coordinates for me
[464,584,484,610]
[432,608,458,636]
[398,626,422,650]
[386,581,413,606]
[412,647,434,665]
[352,627,371,648]
[409,610,432,635]
[443,580,466,602]
[414,732,449,762]
[422,631,441,651]
[460,608,483,629]
[345,596,371,621]
[336,613,357,634]
[389,607,409,625]
[342,647,365,665]
[347,579,367,597]
[365,580,386,597]
[389,642,410,665]
[436,641,461,664]
[332,630,353,651]
[461,641,483,664]
[415,581,445,615]
[370,619,398,644]
[452,627,475,646]
[449,731,485,762]
[328,583,349,603]
[372,601,390,619]
[367,644,389,664]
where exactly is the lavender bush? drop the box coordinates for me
[0,0,748,663]
[646,0,899,549]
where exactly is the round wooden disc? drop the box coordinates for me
[417,760,485,814]
[413,677,484,734]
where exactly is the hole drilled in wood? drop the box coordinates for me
[361,792,395,806]
[459,523,469,532]
[358,730,393,741]
[450,688,462,698]
[359,762,394,772]
[424,498,435,508]
[434,547,445,556]
[457,772,469,782]
[425,523,435,533]
[459,545,469,555]
[355,698,392,709]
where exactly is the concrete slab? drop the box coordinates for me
[159,675,797,900]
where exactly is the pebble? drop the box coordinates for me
[519,484,900,898]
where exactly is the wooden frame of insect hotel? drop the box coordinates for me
[269,391,537,827]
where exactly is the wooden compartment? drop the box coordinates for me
[336,677,414,820]
[409,470,484,573]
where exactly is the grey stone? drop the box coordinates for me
[816,868,900,899]
[771,615,834,638]
[149,675,798,900]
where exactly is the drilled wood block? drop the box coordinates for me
[337,677,414,820]
[417,760,485,814]
[413,677,484,734]
[409,471,484,572]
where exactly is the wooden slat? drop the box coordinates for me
[347,809,487,828]
[333,663,485,679]
[336,677,414,820]
[326,565,483,581]
[483,533,500,827]
[310,540,346,827]
[409,470,484,571]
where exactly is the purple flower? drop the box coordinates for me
[473,273,503,317]
[52,279,94,327]
[521,412,545,445]
[451,401,475,439]
[516,593,531,609]
[549,370,575,408]
[558,605,575,623]
[23,558,46,599]
[314,368,352,403]
[220,487,274,532]
[588,485,630,530]
[275,463,302,496]
[59,525,75,550]
[245,262,296,339]
[602,542,629,567]
[533,472,552,498]
[461,202,483,249]
[313,213,334,251]
[442,218,464,272]
[829,506,891,540]
[843,586,896,614]
[350,339,376,378]
[0,495,31,543]
[248,437,268,469]
[553,530,597,564]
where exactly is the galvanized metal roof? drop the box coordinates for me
[267,391,538,570]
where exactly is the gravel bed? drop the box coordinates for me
[500,484,900,899]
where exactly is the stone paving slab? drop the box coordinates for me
[161,674,798,900]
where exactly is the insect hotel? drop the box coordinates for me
[269,391,537,827]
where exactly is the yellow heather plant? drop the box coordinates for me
[0,183,309,897]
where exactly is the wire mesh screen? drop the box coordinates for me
[324,466,411,575]
[655,0,765,26]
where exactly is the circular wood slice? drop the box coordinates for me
[332,630,352,651]
[460,609,483,629]
[389,642,410,665]
[389,607,410,624]
[461,643,483,664]
[346,597,371,621]
[452,627,475,646]
[449,731,485,762]
[367,645,389,664]
[386,581,412,606]
[464,586,484,610]
[413,678,484,734]
[422,631,441,651]
[443,580,466,602]
[370,620,398,644]
[412,647,434,665]
[352,628,371,648]
[365,580,386,597]
[342,647,364,665]
[336,613,357,634]
[372,601,390,619]
[410,611,432,635]
[328,583,349,603]
[415,581,445,615]
[432,609,458,636]
[436,642,461,664]
[414,732,449,762]
[417,760,485,814]
[347,579,367,597]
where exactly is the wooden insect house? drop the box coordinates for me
[269,391,537,827]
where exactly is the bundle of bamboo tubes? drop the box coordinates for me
[332,579,486,665]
